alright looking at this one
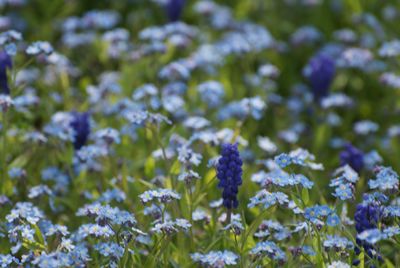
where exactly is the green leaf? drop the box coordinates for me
[33,224,45,246]
[205,235,223,252]
[144,156,155,178]
[302,188,310,206]
[359,251,364,268]
[240,209,268,250]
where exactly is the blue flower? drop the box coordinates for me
[323,235,353,251]
[379,40,400,57]
[217,143,243,209]
[304,53,335,101]
[26,41,53,55]
[197,80,225,108]
[28,185,53,199]
[340,143,364,173]
[327,261,351,268]
[302,246,316,256]
[368,166,399,191]
[80,10,120,30]
[385,205,400,217]
[192,208,210,222]
[332,183,353,200]
[94,242,124,259]
[151,218,191,234]
[0,254,16,267]
[337,47,373,69]
[77,223,114,238]
[291,25,322,45]
[362,192,388,204]
[304,205,340,227]
[274,153,292,168]
[218,97,266,121]
[139,188,181,204]
[94,128,120,145]
[191,250,238,267]
[357,228,383,245]
[6,202,44,225]
[178,170,200,183]
[326,214,340,227]
[330,166,358,201]
[98,188,126,203]
[250,240,286,261]
[353,120,379,135]
[0,51,12,95]
[70,112,90,150]
[76,203,136,227]
[8,167,25,179]
[248,190,289,209]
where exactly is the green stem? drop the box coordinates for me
[188,182,195,251]
[226,208,232,224]
[234,234,244,268]
[1,110,9,195]
[149,125,175,189]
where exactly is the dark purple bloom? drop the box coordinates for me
[354,203,381,234]
[305,53,335,101]
[353,201,383,264]
[0,51,12,95]
[165,0,185,22]
[340,143,364,173]
[216,143,243,209]
[70,112,90,150]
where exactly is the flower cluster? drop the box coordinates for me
[2,1,400,267]
[368,166,399,192]
[304,205,340,227]
[330,165,359,200]
[250,240,286,262]
[191,250,238,267]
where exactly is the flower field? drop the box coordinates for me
[1,0,400,267]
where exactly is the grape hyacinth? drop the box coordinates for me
[70,112,90,150]
[353,202,383,265]
[304,53,336,102]
[166,0,185,22]
[0,51,12,95]
[217,143,243,222]
[340,143,364,173]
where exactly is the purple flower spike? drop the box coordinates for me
[166,0,185,22]
[0,51,12,95]
[304,53,335,102]
[216,143,243,209]
[70,112,90,150]
[340,143,364,173]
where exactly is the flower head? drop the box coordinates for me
[191,250,238,267]
[217,143,243,209]
[70,112,90,150]
[340,143,364,173]
[304,53,335,102]
[166,0,185,22]
[0,51,12,95]
[354,202,383,262]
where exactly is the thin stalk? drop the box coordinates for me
[226,208,232,224]
[188,181,195,250]
[234,234,244,268]
[1,110,9,195]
